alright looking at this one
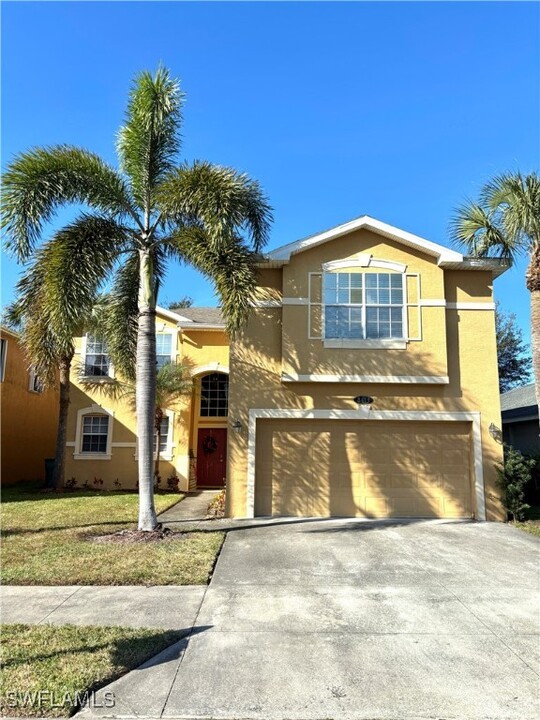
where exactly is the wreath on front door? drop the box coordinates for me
[202,435,218,454]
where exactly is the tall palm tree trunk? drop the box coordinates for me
[52,351,74,490]
[526,244,540,426]
[136,248,158,530]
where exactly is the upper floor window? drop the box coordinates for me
[0,339,7,382]
[84,336,110,377]
[200,373,228,417]
[156,334,173,370]
[324,272,404,340]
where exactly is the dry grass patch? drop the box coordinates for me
[0,623,183,717]
[2,484,224,585]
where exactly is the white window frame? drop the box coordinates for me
[0,339,7,382]
[154,409,175,461]
[322,271,408,349]
[28,367,43,393]
[81,334,114,379]
[73,404,114,460]
[156,332,175,370]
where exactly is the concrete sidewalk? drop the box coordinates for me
[75,519,540,720]
[0,585,206,631]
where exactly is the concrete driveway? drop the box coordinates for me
[81,519,540,720]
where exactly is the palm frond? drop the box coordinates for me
[167,226,259,331]
[11,215,127,384]
[449,200,518,260]
[1,146,136,261]
[117,67,184,215]
[156,161,272,252]
[155,362,192,409]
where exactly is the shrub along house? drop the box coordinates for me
[64,307,229,491]
[227,215,509,520]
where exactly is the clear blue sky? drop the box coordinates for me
[2,1,539,344]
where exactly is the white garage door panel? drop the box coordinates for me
[255,420,473,518]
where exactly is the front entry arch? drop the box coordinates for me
[193,371,229,489]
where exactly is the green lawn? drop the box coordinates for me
[515,505,540,538]
[0,624,183,717]
[1,484,224,585]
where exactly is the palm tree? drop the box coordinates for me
[450,172,540,418]
[6,219,119,489]
[2,67,272,529]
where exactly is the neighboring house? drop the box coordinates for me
[64,307,228,491]
[227,215,509,520]
[501,384,539,455]
[0,326,59,484]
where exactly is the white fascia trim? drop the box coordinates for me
[156,305,193,323]
[191,362,229,376]
[246,408,485,522]
[446,302,496,311]
[266,216,463,265]
[281,373,449,384]
[323,339,407,350]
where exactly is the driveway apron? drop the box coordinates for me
[79,518,540,720]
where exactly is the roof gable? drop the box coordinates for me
[267,216,462,264]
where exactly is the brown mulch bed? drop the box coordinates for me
[90,528,189,544]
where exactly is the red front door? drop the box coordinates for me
[196,428,227,488]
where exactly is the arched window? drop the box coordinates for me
[200,373,228,417]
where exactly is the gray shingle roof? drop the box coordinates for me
[500,383,538,412]
[174,307,224,325]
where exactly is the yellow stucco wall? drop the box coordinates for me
[1,328,59,484]
[227,228,505,520]
[64,312,229,491]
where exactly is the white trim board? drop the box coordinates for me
[446,302,496,310]
[246,408,486,522]
[281,373,449,384]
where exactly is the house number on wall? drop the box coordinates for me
[354,396,374,405]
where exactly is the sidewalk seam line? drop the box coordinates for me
[37,586,84,624]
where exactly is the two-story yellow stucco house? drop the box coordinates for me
[65,307,229,491]
[226,216,509,521]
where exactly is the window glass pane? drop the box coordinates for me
[154,416,170,454]
[81,415,109,453]
[85,336,110,376]
[379,274,390,288]
[200,373,229,416]
[390,288,403,304]
[350,274,362,288]
[365,274,377,288]
[366,288,377,304]
[350,288,362,304]
[390,274,402,288]
[156,335,173,370]
[378,288,390,304]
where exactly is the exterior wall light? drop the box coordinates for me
[488,422,503,443]
[231,419,243,434]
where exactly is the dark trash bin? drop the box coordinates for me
[44,458,55,488]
